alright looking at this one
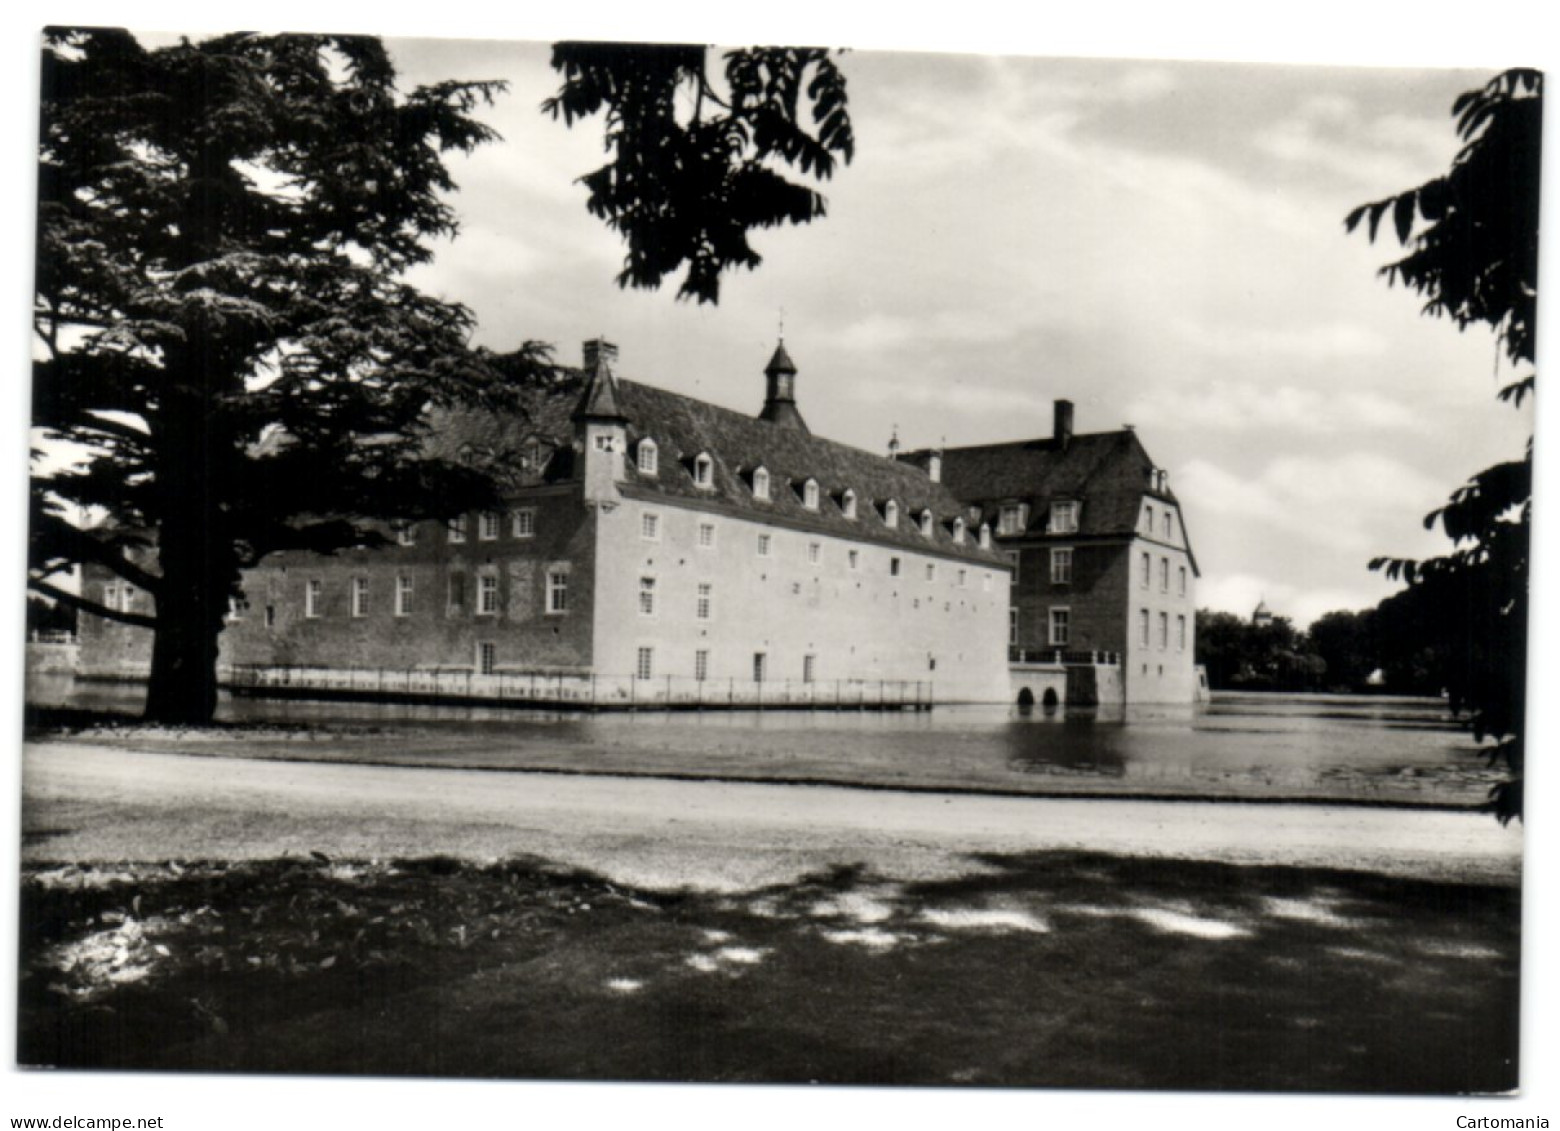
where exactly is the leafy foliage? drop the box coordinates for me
[545,42,855,304]
[1194,610,1326,692]
[1346,69,1540,823]
[33,29,548,722]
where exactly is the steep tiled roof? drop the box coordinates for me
[431,367,1006,565]
[924,431,1172,539]
[616,380,1005,564]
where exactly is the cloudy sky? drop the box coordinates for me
[372,39,1533,628]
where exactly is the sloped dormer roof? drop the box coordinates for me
[616,379,1003,564]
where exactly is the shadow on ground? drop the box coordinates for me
[18,850,1519,1092]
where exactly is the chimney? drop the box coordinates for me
[1054,399,1074,448]
[583,338,619,372]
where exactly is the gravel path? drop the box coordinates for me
[23,741,1523,890]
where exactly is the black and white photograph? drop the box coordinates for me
[4,4,1554,1128]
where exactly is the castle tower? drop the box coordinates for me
[573,338,627,502]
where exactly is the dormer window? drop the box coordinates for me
[884,500,900,528]
[997,503,1027,536]
[953,517,966,545]
[842,489,858,519]
[979,522,992,550]
[637,439,658,476]
[753,467,771,501]
[918,509,934,538]
[692,453,714,489]
[1050,500,1080,534]
[802,479,820,510]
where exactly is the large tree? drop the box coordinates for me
[1346,68,1540,822]
[31,30,541,724]
[32,31,856,725]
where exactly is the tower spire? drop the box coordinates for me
[759,338,808,433]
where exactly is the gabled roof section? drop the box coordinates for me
[924,429,1175,542]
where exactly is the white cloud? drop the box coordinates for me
[1125,380,1424,436]
[1179,452,1443,554]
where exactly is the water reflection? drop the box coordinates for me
[27,674,1491,803]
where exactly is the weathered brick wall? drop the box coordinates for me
[1010,541,1130,656]
[224,486,597,673]
[78,485,599,680]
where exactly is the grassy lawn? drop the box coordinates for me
[18,851,1519,1092]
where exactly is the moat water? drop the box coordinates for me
[27,673,1498,806]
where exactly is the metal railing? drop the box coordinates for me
[1008,648,1121,666]
[222,663,933,711]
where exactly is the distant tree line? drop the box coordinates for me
[1196,584,1449,696]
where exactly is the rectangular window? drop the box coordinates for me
[228,596,248,620]
[479,511,500,541]
[479,574,499,615]
[696,582,712,621]
[1144,504,1155,533]
[890,556,901,577]
[983,572,992,592]
[1006,550,1021,586]
[1177,614,1187,651]
[636,647,654,680]
[957,568,968,588]
[396,522,416,547]
[698,521,716,548]
[1139,608,1150,647]
[1009,608,1019,646]
[1160,557,1170,592]
[546,570,568,614]
[1050,547,1073,584]
[1159,612,1169,650]
[1178,566,1188,597]
[478,641,496,675]
[448,514,467,543]
[925,562,936,582]
[351,577,368,618]
[998,504,1026,536]
[1140,552,1151,588]
[103,584,118,610]
[512,509,536,539]
[753,652,767,683]
[757,532,772,558]
[305,579,322,618]
[1050,607,1071,647]
[639,576,656,617]
[848,549,860,571]
[1164,511,1173,540]
[641,512,660,541]
[395,576,412,617]
[1050,501,1079,534]
[694,649,709,682]
[120,586,136,611]
[803,654,817,683]
[807,541,821,566]
[265,605,276,629]
[448,573,466,613]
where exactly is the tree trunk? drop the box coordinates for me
[143,570,226,725]
[142,377,239,726]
